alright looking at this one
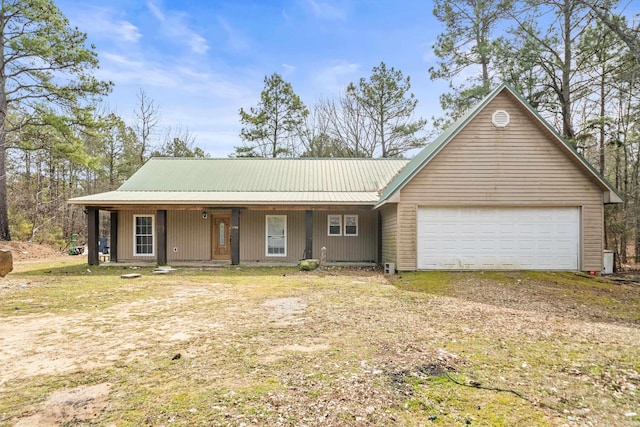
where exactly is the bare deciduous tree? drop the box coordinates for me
[132,88,160,165]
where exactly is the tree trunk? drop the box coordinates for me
[636,140,640,262]
[561,1,575,139]
[0,11,10,240]
[635,203,640,262]
[599,64,606,175]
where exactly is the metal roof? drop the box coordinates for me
[69,158,409,206]
[68,191,383,204]
[376,82,623,207]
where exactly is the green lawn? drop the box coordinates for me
[1,260,638,426]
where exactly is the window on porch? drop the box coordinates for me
[328,214,342,236]
[134,214,154,256]
[344,214,358,236]
[266,215,286,256]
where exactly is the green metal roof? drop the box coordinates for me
[376,82,623,206]
[69,158,410,206]
[119,158,408,192]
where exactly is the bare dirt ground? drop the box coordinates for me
[0,249,639,426]
[0,241,65,261]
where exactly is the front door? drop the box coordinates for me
[212,214,231,260]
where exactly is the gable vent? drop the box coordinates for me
[492,110,510,127]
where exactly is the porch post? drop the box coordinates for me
[87,207,99,266]
[109,211,118,263]
[156,210,167,265]
[377,211,382,265]
[305,210,313,259]
[231,208,240,265]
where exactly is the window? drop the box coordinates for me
[344,215,358,236]
[328,214,359,237]
[134,215,154,256]
[266,215,286,256]
[328,215,342,236]
[218,222,226,247]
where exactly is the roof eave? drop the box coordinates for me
[68,199,378,207]
[604,190,624,204]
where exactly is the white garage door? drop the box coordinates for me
[417,207,580,270]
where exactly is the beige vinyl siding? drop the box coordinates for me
[398,91,604,271]
[117,209,156,262]
[239,210,305,262]
[380,205,397,266]
[397,204,417,271]
[167,211,211,261]
[582,204,604,270]
[312,210,378,262]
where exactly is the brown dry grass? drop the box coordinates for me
[0,260,638,426]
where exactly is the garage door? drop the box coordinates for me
[417,207,580,270]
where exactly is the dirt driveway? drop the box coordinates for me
[1,261,639,426]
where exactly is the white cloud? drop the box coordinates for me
[187,33,209,55]
[97,53,178,87]
[312,61,360,94]
[281,9,292,25]
[98,53,252,101]
[160,106,242,157]
[117,21,142,42]
[281,63,297,77]
[101,52,141,67]
[304,0,347,21]
[420,41,438,65]
[95,54,254,157]
[71,7,141,44]
[147,0,164,21]
[146,0,209,55]
[175,66,253,100]
[217,16,250,52]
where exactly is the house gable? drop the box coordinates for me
[377,83,622,207]
[400,90,606,205]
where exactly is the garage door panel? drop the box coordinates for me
[417,207,580,270]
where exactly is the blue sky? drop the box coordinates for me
[55,0,640,158]
[55,0,443,157]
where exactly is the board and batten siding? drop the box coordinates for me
[397,91,604,271]
[167,211,211,261]
[117,209,156,262]
[380,204,398,266]
[239,210,306,263]
[312,210,378,262]
[117,210,211,262]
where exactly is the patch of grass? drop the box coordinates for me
[392,270,454,294]
[406,376,550,426]
[0,274,172,316]
[392,270,640,325]
[389,368,552,426]
[0,370,112,422]
[522,271,640,323]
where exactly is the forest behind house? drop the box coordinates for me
[2,0,639,265]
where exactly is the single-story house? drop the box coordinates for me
[69,83,622,271]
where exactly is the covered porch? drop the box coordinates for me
[84,206,380,266]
